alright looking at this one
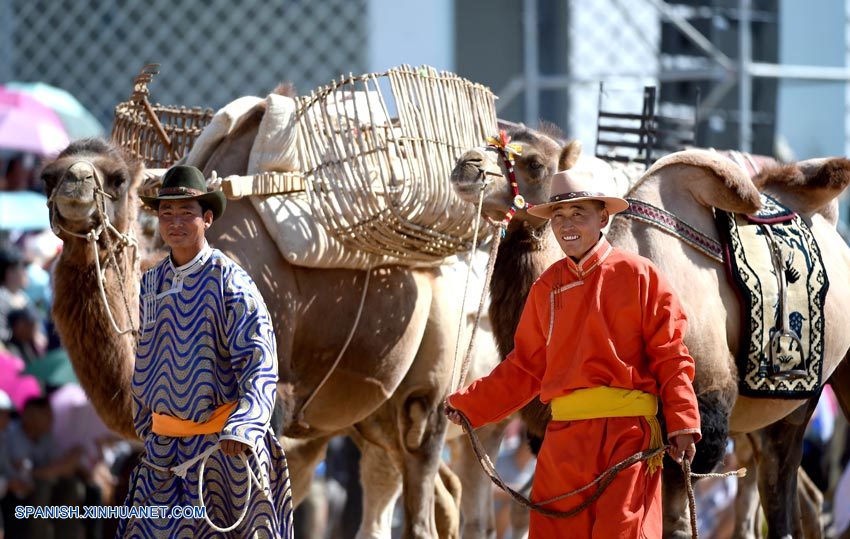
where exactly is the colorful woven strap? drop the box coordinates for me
[619,199,724,264]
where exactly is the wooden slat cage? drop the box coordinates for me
[295,65,498,263]
[111,64,214,169]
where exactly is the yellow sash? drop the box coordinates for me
[151,401,238,437]
[550,387,664,474]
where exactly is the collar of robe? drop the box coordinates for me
[563,236,613,279]
[168,241,213,276]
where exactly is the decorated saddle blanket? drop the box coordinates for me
[715,193,829,398]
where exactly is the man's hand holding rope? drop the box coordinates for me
[669,433,697,464]
[447,402,697,464]
[445,403,464,427]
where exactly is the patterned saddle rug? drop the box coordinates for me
[715,193,829,398]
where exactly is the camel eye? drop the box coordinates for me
[41,173,57,191]
[112,174,127,188]
[528,161,544,171]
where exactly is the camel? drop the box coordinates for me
[190,100,515,539]
[449,124,850,538]
[43,133,468,538]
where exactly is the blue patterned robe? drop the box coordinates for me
[118,243,294,538]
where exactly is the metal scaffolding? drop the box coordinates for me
[498,0,850,154]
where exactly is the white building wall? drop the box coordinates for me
[776,0,846,160]
[366,0,454,73]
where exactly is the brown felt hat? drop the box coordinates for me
[140,165,226,221]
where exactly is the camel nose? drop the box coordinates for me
[457,149,486,167]
[66,161,96,183]
[451,149,489,186]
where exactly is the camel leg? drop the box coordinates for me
[662,459,692,539]
[355,438,403,539]
[448,420,508,539]
[733,431,824,539]
[797,467,824,539]
[281,435,332,506]
[732,434,762,539]
[353,430,462,539]
[393,269,462,539]
[755,397,819,539]
[435,461,462,539]
[828,353,850,419]
[399,397,450,538]
[664,389,734,538]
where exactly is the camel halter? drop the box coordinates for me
[486,131,533,234]
[47,160,139,337]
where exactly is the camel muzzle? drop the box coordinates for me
[451,153,500,200]
[49,161,103,226]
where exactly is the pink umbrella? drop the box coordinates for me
[49,383,113,468]
[0,86,70,155]
[0,350,42,411]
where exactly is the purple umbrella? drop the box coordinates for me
[0,87,70,155]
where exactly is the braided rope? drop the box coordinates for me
[457,409,744,535]
[450,184,502,391]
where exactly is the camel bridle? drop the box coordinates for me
[47,160,139,337]
[484,131,535,234]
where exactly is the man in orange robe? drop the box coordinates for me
[446,170,701,538]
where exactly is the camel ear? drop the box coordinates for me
[647,150,761,214]
[558,140,582,171]
[755,158,850,216]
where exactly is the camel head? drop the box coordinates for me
[41,139,144,240]
[450,124,582,226]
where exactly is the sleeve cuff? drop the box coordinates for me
[667,428,701,443]
[219,433,254,448]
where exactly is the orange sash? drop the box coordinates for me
[151,401,238,437]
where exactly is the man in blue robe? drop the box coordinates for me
[118,165,294,538]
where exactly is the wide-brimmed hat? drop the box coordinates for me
[527,169,629,219]
[140,165,226,221]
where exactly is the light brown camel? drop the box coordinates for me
[191,101,509,539]
[43,135,463,539]
[449,125,850,539]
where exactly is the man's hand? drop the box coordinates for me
[668,433,697,464]
[444,401,463,426]
[220,439,249,457]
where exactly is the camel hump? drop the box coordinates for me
[754,158,850,215]
[647,149,762,214]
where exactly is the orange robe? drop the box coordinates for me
[448,237,701,538]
